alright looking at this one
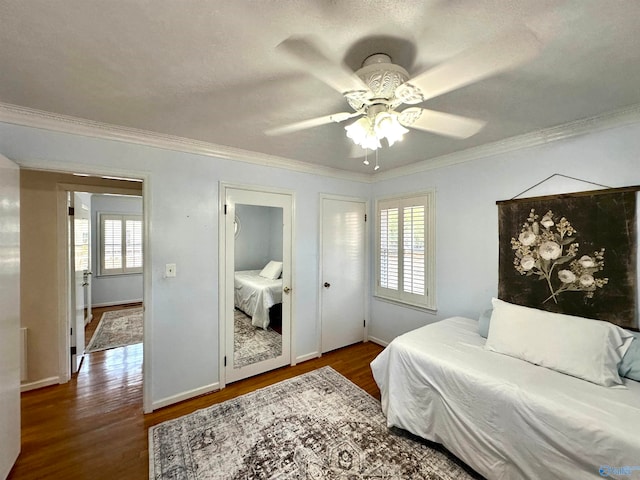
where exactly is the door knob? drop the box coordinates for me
[283,286,291,294]
[324,282,331,288]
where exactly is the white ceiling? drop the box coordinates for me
[1,1,639,174]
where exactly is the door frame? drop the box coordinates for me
[317,194,370,355]
[55,176,152,412]
[218,182,296,390]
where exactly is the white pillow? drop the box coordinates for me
[486,298,634,387]
[259,261,282,280]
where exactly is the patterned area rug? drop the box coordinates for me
[234,309,282,368]
[85,307,143,353]
[149,367,477,479]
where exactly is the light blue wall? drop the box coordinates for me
[0,121,371,406]
[234,205,283,271]
[368,122,640,344]
[91,194,144,306]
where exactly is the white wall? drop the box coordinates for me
[0,121,371,408]
[369,123,640,344]
[91,194,144,306]
[234,204,283,271]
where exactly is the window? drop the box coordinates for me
[100,214,143,275]
[376,192,435,309]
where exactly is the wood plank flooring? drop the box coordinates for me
[8,310,385,479]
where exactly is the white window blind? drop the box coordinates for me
[376,192,435,309]
[100,214,143,275]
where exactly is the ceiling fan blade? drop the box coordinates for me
[277,36,370,95]
[265,111,360,136]
[396,27,542,104]
[399,107,486,139]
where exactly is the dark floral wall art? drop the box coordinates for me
[498,188,638,329]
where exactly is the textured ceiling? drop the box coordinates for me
[1,1,639,173]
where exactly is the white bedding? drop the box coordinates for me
[234,270,282,329]
[370,316,640,480]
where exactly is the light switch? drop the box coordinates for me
[165,263,176,277]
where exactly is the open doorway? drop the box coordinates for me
[18,169,146,403]
[68,191,144,374]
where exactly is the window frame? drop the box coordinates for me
[374,190,436,311]
[98,213,143,276]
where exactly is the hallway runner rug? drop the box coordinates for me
[85,307,143,353]
[149,366,477,479]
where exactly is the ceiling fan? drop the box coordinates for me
[265,28,542,157]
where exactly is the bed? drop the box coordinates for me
[234,270,282,329]
[370,315,640,480]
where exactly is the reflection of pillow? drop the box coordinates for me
[486,298,634,387]
[620,332,640,382]
[259,261,282,280]
[478,308,492,338]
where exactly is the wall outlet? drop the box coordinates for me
[165,263,176,278]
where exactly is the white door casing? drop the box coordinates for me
[69,192,90,373]
[0,154,20,478]
[320,196,367,353]
[221,185,294,384]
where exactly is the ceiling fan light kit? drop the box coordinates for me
[271,29,542,170]
[344,108,409,151]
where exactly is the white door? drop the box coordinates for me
[320,197,366,353]
[0,154,20,478]
[78,194,92,326]
[70,192,90,373]
[224,187,293,383]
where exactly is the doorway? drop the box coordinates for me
[51,176,145,383]
[64,189,144,377]
[320,195,367,353]
[220,183,294,385]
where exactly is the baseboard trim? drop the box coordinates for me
[367,336,389,347]
[296,351,320,363]
[151,382,220,411]
[92,299,143,308]
[21,376,60,392]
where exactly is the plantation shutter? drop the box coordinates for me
[376,193,433,309]
[379,207,399,290]
[403,204,425,295]
[125,219,143,269]
[103,217,123,271]
[101,214,143,274]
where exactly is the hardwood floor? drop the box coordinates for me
[8,320,384,480]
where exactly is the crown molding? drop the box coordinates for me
[0,102,372,183]
[372,103,640,182]
[3,101,640,185]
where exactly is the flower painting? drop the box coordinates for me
[498,189,638,329]
[510,209,608,304]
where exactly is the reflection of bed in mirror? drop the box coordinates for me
[234,270,282,330]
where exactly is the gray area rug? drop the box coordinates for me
[234,309,282,368]
[85,307,143,353]
[149,366,476,479]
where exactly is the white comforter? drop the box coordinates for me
[370,316,640,480]
[234,270,282,329]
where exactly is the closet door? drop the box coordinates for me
[320,196,366,353]
[223,187,292,384]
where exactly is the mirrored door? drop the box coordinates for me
[224,188,292,384]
